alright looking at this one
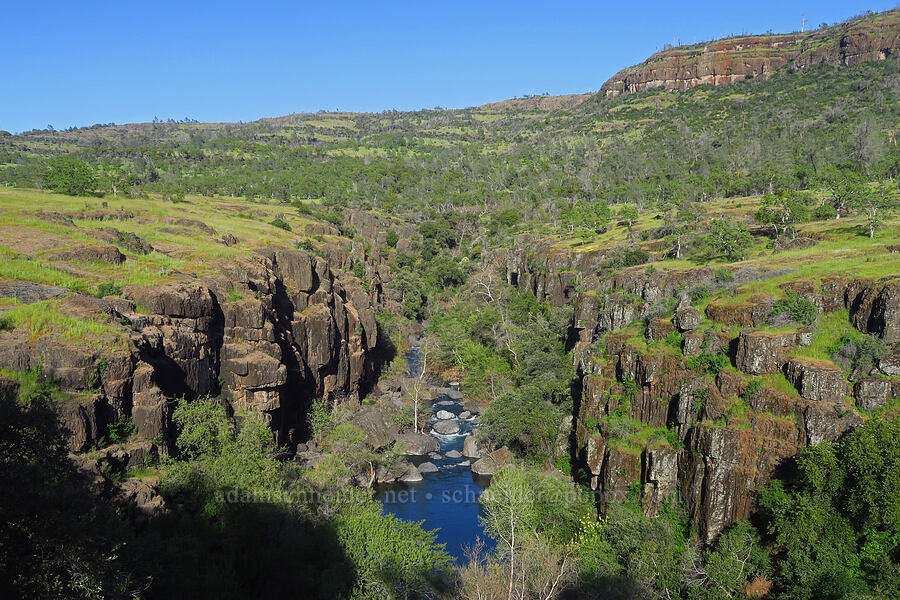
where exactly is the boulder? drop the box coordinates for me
[784,358,849,403]
[471,446,513,476]
[435,409,456,420]
[394,431,439,456]
[399,464,423,482]
[417,461,439,474]
[462,435,481,459]
[682,332,704,357]
[432,420,461,435]
[459,410,472,419]
[349,406,398,449]
[647,317,676,341]
[673,307,703,331]
[854,377,893,410]
[47,243,125,265]
[734,330,799,375]
[444,450,463,459]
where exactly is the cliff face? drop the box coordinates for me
[601,9,900,97]
[0,248,377,451]
[504,239,900,544]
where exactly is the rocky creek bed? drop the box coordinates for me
[375,347,497,562]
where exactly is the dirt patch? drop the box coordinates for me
[0,225,74,256]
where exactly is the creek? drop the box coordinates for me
[375,344,496,562]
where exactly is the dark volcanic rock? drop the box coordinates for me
[784,358,849,403]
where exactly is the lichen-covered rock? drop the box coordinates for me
[395,431,440,456]
[647,317,676,341]
[673,307,702,331]
[784,358,849,403]
[734,330,799,375]
[854,377,893,410]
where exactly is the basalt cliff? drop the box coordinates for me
[602,9,900,96]
[501,236,899,543]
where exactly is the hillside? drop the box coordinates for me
[1,6,900,600]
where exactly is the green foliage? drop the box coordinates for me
[754,189,811,237]
[307,398,334,442]
[714,268,734,284]
[333,502,452,599]
[102,415,135,446]
[94,281,122,298]
[43,156,97,196]
[481,466,594,549]
[268,217,291,231]
[758,415,900,599]
[384,229,399,248]
[704,219,753,262]
[773,289,819,326]
[686,352,730,375]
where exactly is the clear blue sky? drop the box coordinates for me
[1,0,894,133]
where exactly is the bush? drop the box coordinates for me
[44,157,97,196]
[686,352,730,375]
[813,203,837,220]
[269,218,291,231]
[773,289,818,326]
[385,230,399,248]
[714,268,735,284]
[95,282,122,298]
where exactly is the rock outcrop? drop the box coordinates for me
[601,9,900,97]
[0,247,379,450]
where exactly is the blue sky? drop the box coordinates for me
[1,0,894,132]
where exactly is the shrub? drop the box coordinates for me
[714,268,734,284]
[95,282,122,298]
[773,289,818,326]
[385,230,399,248]
[269,218,291,231]
[687,352,730,375]
[307,398,334,442]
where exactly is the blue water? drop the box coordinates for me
[375,346,495,562]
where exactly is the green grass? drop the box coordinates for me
[4,300,125,342]
[788,310,853,362]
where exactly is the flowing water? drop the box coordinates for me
[375,345,495,562]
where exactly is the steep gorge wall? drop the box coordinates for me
[503,240,900,543]
[601,10,900,97]
[0,248,378,451]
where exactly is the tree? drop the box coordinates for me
[44,157,97,196]
[616,204,640,231]
[705,219,753,261]
[663,202,699,259]
[855,182,898,238]
[823,168,864,219]
[754,189,810,238]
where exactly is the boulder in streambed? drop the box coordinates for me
[470,446,513,476]
[418,461,439,474]
[395,431,439,455]
[432,420,461,435]
[427,452,443,461]
[444,450,462,459]
[435,409,456,420]
[463,435,481,459]
[399,464,423,482]
[458,410,472,419]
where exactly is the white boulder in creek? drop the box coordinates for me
[435,409,456,420]
[444,450,462,459]
[432,420,461,435]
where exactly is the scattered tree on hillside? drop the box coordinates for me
[705,218,754,261]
